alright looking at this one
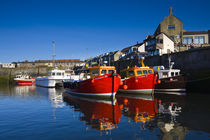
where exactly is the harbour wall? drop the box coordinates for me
[115,46,210,92]
[0,67,49,77]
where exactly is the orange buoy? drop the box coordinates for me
[124,98,128,105]
[123,85,128,90]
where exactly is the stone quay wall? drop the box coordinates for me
[114,47,210,92]
[0,67,49,77]
[115,47,210,77]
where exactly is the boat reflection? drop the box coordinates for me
[35,87,65,108]
[14,85,36,97]
[48,88,65,108]
[154,93,188,140]
[117,93,157,126]
[63,93,121,133]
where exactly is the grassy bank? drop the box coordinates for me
[0,76,16,85]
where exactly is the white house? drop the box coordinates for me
[120,42,146,60]
[144,33,174,56]
[1,63,16,68]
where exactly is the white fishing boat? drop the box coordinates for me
[153,56,186,92]
[35,69,71,88]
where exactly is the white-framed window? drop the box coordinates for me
[183,37,193,44]
[194,36,205,44]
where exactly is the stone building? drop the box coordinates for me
[154,7,183,44]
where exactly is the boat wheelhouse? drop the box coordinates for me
[64,65,122,98]
[35,69,71,88]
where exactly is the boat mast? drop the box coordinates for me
[52,41,55,68]
[168,55,174,69]
[86,48,88,61]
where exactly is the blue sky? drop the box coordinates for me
[0,0,209,63]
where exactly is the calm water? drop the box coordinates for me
[0,85,210,140]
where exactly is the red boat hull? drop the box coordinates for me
[65,73,121,98]
[16,79,35,85]
[119,74,156,94]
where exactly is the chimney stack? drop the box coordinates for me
[169,7,173,15]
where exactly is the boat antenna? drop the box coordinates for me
[52,41,56,68]
[168,55,174,69]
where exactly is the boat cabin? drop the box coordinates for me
[49,69,66,77]
[89,66,115,78]
[153,66,180,79]
[120,65,154,79]
[15,74,31,79]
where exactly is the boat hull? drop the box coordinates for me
[35,78,57,88]
[14,79,35,85]
[64,73,121,98]
[36,77,69,88]
[155,75,186,92]
[119,74,156,94]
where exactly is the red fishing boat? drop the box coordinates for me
[63,93,121,131]
[64,66,123,98]
[118,59,157,94]
[14,74,35,85]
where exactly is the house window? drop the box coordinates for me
[170,36,174,40]
[194,36,205,44]
[158,39,163,43]
[183,37,193,44]
[154,50,159,55]
[168,25,175,30]
[133,47,138,52]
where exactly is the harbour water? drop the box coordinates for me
[0,85,210,140]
